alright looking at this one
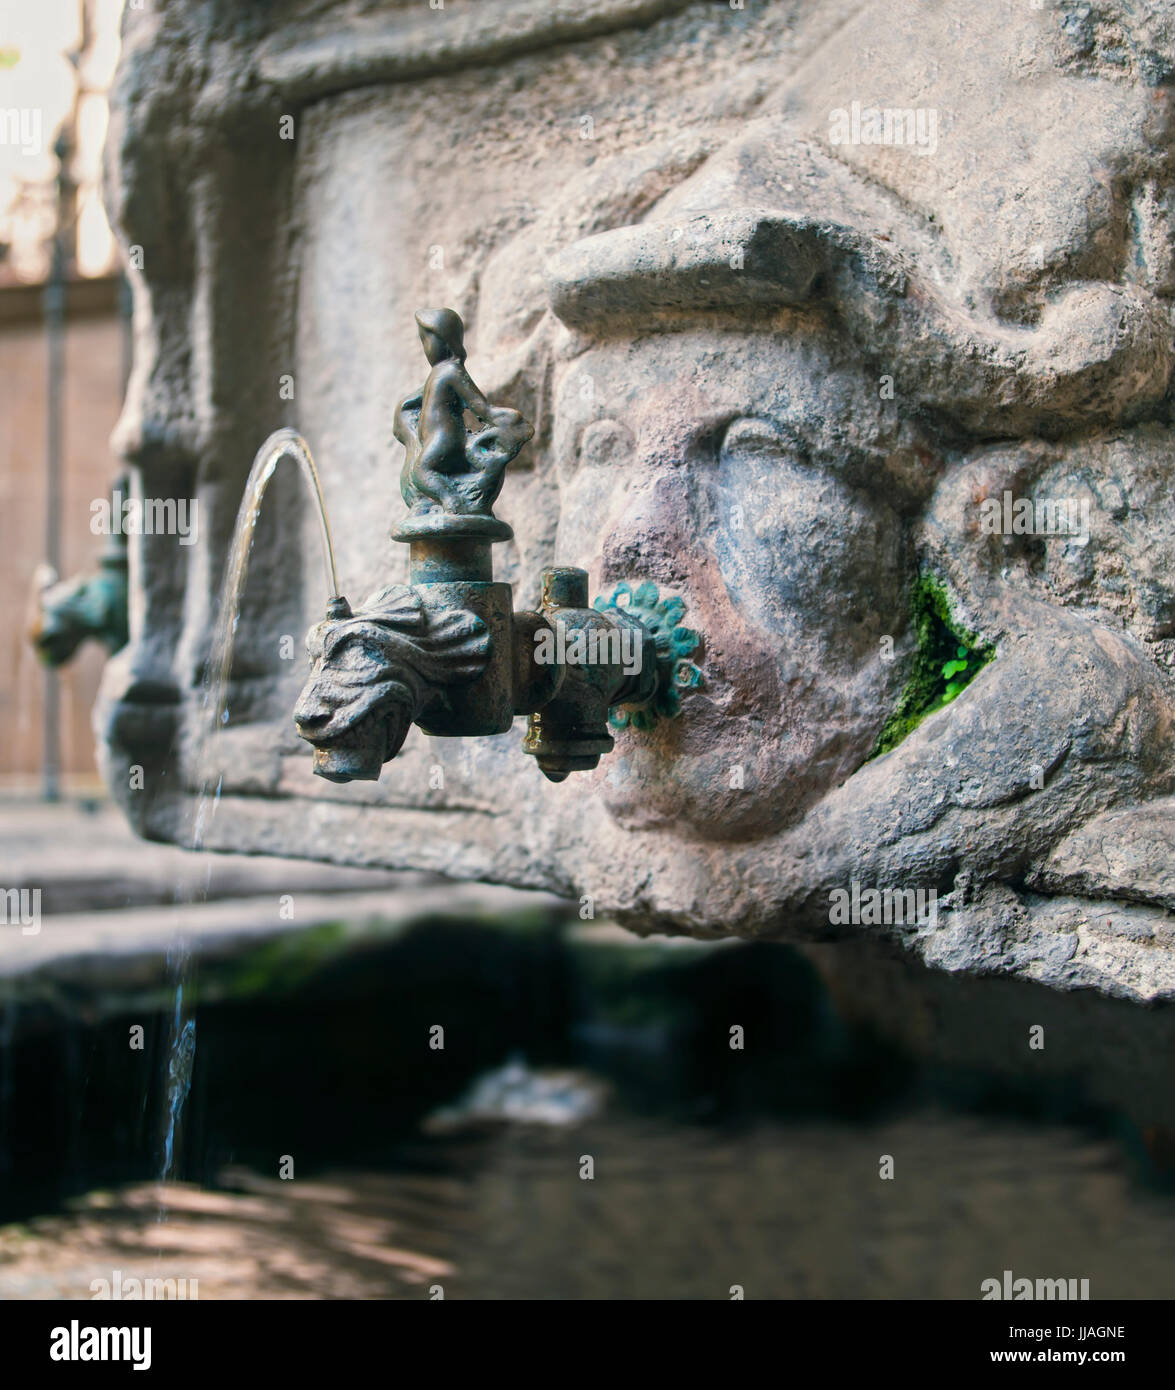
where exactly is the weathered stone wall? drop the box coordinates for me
[100,0,1175,1001]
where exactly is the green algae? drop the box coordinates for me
[870,571,994,758]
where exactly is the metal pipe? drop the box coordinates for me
[42,227,65,802]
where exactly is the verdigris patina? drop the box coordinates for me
[32,481,129,668]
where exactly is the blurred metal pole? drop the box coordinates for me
[42,233,65,803]
[42,125,75,804]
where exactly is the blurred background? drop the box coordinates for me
[1,0,1175,1302]
[0,0,124,799]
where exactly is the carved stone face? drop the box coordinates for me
[517,0,1175,985]
[550,329,921,838]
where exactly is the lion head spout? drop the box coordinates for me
[294,585,490,782]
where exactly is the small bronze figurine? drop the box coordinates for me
[393,307,533,520]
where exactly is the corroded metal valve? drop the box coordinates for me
[30,478,130,669]
[293,309,700,783]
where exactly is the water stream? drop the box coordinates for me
[158,430,339,1193]
[159,950,196,1184]
[203,428,339,746]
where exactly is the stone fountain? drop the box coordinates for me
[97,0,1175,1002]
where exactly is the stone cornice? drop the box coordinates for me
[256,0,696,102]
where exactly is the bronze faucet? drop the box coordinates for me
[30,479,130,668]
[293,310,700,784]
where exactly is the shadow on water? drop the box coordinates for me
[2,919,1175,1297]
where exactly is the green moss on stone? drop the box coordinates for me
[195,921,352,1004]
[870,572,993,758]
